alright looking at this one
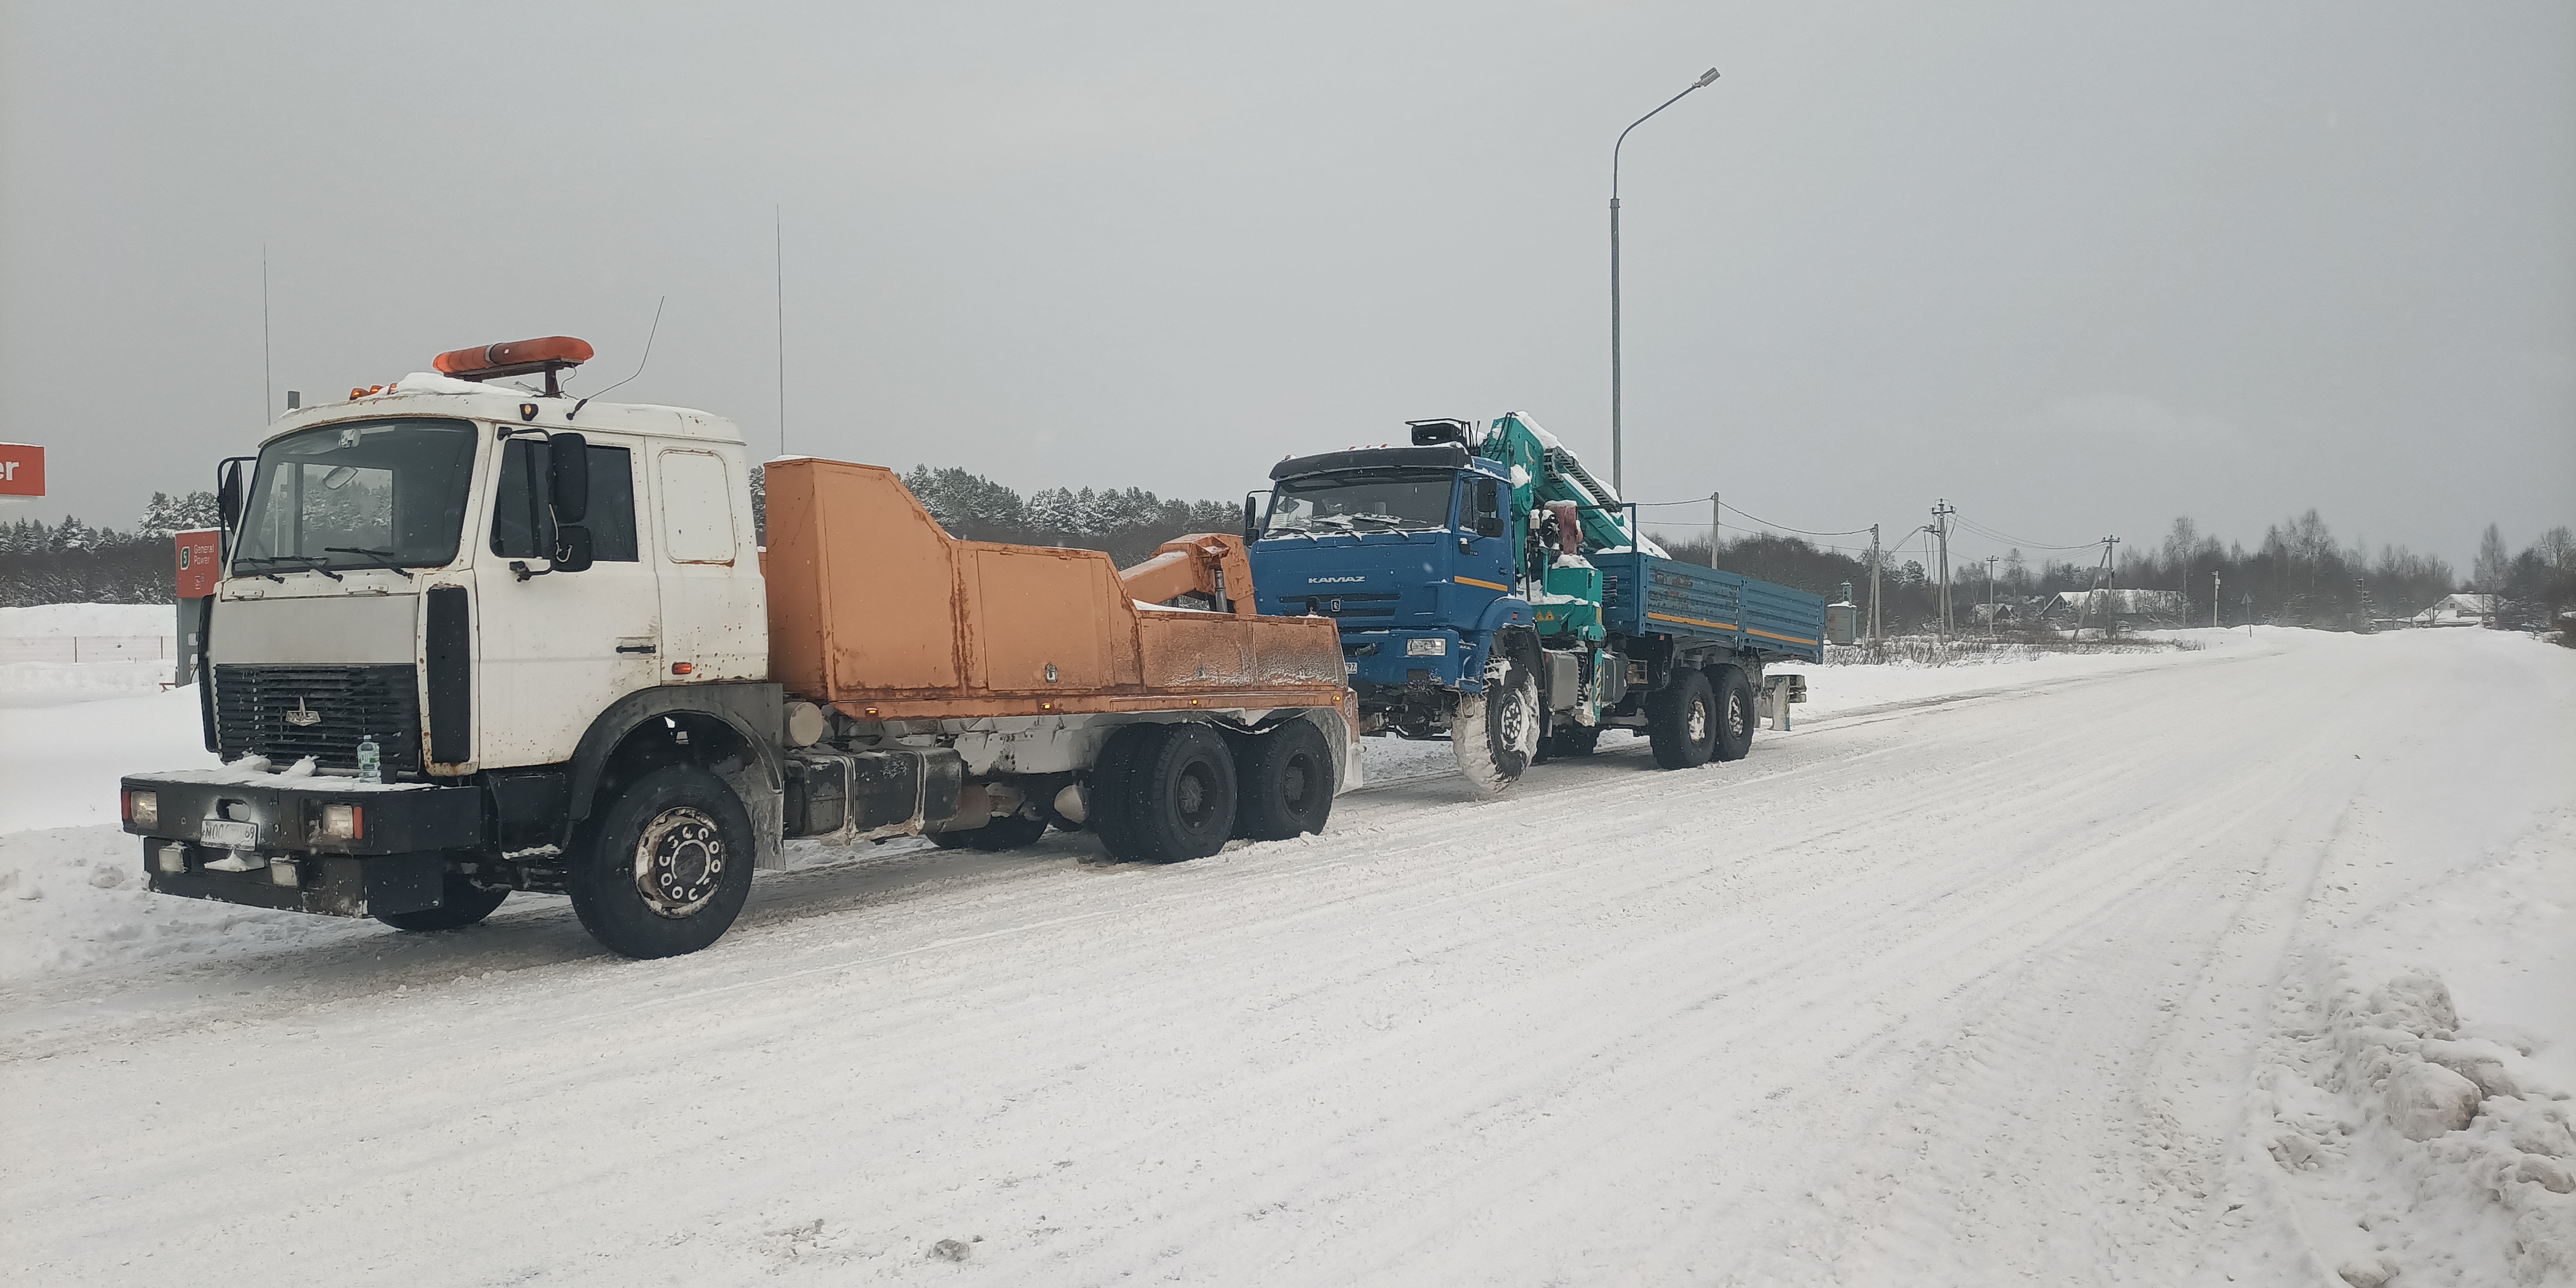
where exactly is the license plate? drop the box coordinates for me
[1344,660,1359,674]
[201,818,258,850]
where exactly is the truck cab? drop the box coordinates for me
[126,342,792,956]
[1249,442,1530,728]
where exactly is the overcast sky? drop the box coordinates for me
[4,1,2569,572]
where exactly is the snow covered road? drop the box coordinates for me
[4,629,2570,1285]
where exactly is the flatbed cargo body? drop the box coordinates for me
[1597,552,1826,663]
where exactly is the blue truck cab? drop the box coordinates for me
[1248,414,1826,792]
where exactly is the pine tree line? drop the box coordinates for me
[1660,509,2575,638]
[750,465,1243,566]
[0,492,220,607]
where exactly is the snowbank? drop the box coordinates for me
[0,686,216,831]
[0,603,178,637]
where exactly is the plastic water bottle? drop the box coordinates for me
[356,732,381,784]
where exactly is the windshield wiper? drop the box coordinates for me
[1344,514,1406,527]
[324,547,419,578]
[236,554,342,582]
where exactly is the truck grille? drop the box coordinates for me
[213,664,422,775]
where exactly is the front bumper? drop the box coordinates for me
[1341,629,1492,700]
[121,770,484,919]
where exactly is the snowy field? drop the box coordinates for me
[2,627,2570,1285]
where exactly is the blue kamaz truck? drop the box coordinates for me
[1245,414,1826,792]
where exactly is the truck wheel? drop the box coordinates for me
[1544,726,1602,760]
[1452,654,1538,794]
[1236,718,1335,841]
[1646,668,1719,769]
[1707,667,1756,762]
[1111,723,1238,863]
[566,763,756,959]
[1085,724,1159,861]
[374,874,508,932]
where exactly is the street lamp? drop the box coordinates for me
[1610,65,1720,494]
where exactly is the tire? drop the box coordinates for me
[1235,718,1336,841]
[566,763,756,959]
[1105,723,1238,863]
[1452,651,1539,795]
[1542,725,1601,760]
[1084,724,1159,861]
[1707,666,1756,763]
[374,872,508,932]
[927,829,974,850]
[965,812,1050,851]
[1646,667,1719,770]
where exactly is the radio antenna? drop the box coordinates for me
[261,244,273,421]
[775,204,786,458]
[569,296,665,418]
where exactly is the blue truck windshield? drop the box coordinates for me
[1266,470,1455,535]
[233,418,478,574]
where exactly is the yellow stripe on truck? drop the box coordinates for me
[1453,575,1509,592]
[1647,611,1738,632]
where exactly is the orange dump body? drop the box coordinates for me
[763,458,1349,721]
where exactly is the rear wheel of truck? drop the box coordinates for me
[566,764,756,959]
[1646,668,1719,769]
[1707,666,1756,762]
[1453,654,1539,794]
[1084,724,1159,861]
[1102,723,1239,863]
[1236,718,1335,841]
[374,874,508,932]
[965,813,1050,851]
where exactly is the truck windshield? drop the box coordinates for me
[233,418,478,574]
[1266,470,1455,535]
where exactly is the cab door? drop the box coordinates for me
[473,435,660,768]
[1448,472,1516,618]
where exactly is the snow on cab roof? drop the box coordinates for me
[257,373,742,446]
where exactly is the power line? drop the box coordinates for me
[1952,512,2103,552]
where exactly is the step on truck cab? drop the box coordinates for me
[119,337,1359,958]
[1245,413,1825,792]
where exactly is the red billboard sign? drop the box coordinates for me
[175,529,221,599]
[0,443,41,497]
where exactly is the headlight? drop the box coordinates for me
[1405,637,1449,657]
[318,804,363,840]
[125,790,158,828]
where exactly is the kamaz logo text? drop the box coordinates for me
[1307,576,1367,584]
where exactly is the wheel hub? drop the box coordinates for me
[1726,691,1747,740]
[1687,698,1710,744]
[632,806,725,919]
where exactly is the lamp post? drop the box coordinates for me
[1611,66,1721,495]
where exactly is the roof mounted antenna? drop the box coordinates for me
[431,336,594,396]
[570,296,666,421]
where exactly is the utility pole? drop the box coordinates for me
[1867,523,1882,658]
[1931,500,1955,641]
[2100,535,2122,638]
[1986,554,2000,639]
[1709,491,1721,569]
[2243,592,2254,637]
[2212,571,2221,630]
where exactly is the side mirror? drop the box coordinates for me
[1243,494,1261,542]
[217,458,248,532]
[547,432,589,524]
[1478,514,1505,539]
[553,524,595,573]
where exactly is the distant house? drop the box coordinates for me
[2412,593,2495,628]
[2037,589,2193,630]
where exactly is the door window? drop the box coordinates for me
[657,450,737,564]
[492,441,639,561]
